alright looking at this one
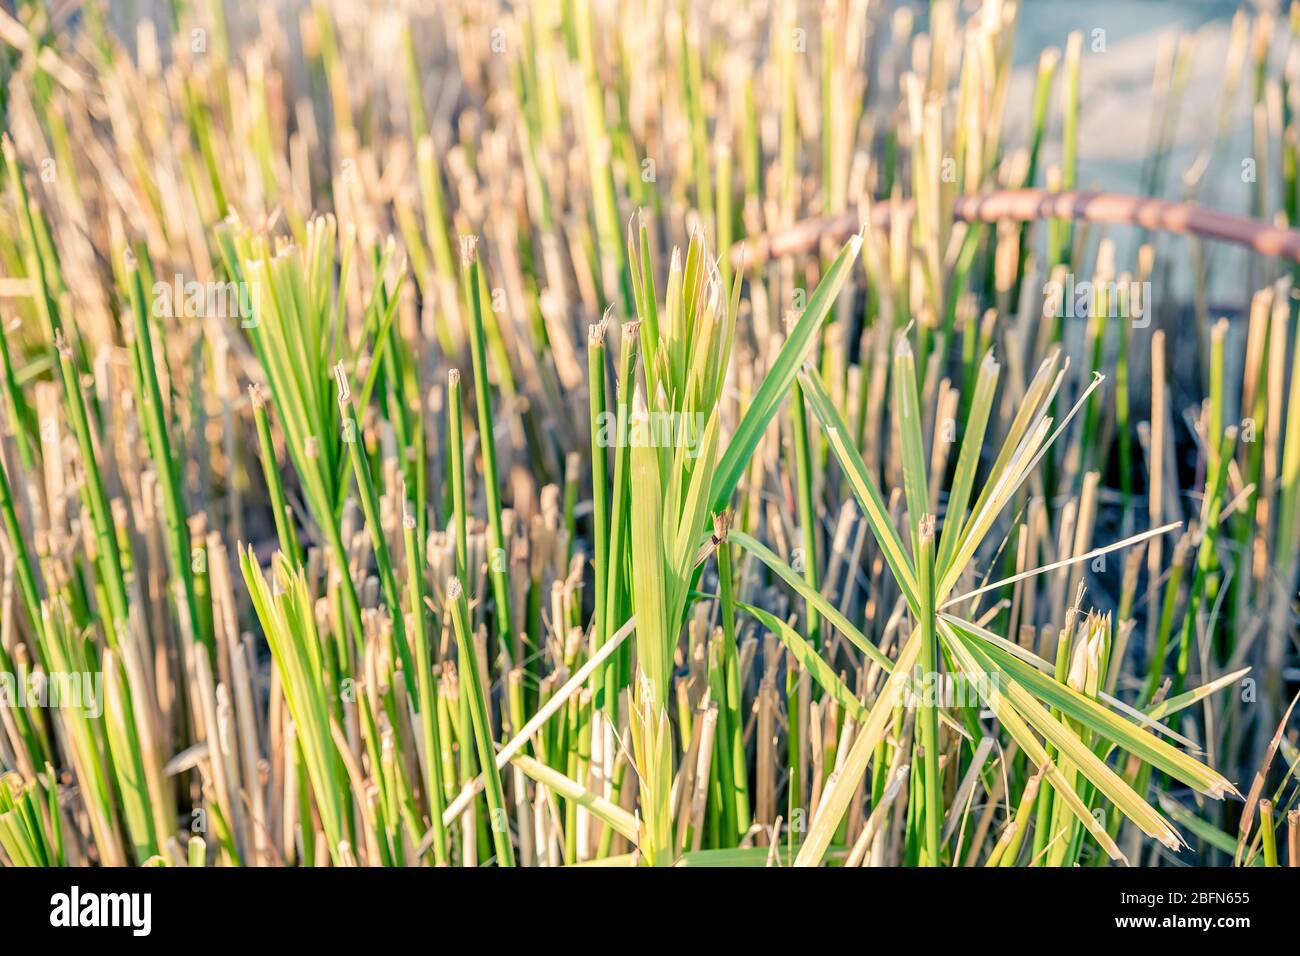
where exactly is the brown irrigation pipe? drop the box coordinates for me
[730,188,1300,267]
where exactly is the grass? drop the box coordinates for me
[0,0,1296,869]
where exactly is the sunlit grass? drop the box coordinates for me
[0,0,1296,868]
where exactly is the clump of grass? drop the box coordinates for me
[0,0,1297,870]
